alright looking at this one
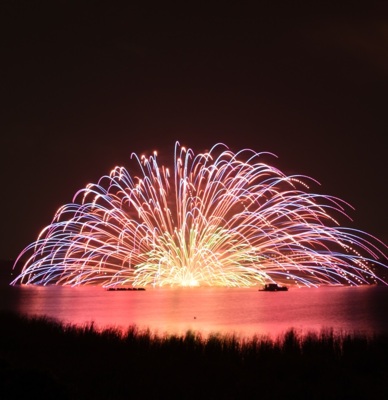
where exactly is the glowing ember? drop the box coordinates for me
[12,142,387,288]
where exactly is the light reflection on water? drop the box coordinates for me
[1,285,388,339]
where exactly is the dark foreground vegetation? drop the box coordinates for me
[1,312,387,399]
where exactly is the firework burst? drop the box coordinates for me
[12,142,387,288]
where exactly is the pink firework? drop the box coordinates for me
[12,142,387,288]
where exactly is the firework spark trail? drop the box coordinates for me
[12,142,387,287]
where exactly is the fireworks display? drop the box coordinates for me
[12,142,387,288]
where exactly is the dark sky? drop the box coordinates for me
[1,1,387,260]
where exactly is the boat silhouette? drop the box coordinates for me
[259,283,288,292]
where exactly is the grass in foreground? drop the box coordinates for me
[0,311,387,399]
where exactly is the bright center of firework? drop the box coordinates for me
[12,142,387,288]
[180,274,199,288]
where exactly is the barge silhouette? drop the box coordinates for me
[259,283,288,292]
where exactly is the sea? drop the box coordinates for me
[1,283,388,340]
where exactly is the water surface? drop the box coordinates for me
[1,284,388,339]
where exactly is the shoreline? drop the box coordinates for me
[1,311,387,399]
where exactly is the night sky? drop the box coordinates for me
[1,1,387,260]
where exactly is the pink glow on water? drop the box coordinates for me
[6,285,388,340]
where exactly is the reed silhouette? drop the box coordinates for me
[0,311,387,399]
